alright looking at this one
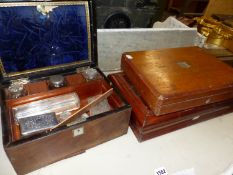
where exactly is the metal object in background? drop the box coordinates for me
[96,0,166,28]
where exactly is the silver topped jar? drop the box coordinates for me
[49,75,66,89]
[8,83,26,99]
[82,68,99,81]
[8,78,29,99]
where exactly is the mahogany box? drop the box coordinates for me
[108,72,233,142]
[121,47,233,116]
[0,1,131,174]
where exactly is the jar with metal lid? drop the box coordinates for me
[48,75,66,89]
[82,68,99,81]
[8,83,26,99]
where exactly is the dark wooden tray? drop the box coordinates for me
[108,72,233,142]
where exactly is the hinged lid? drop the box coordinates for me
[0,0,97,81]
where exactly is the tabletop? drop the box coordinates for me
[1,112,233,175]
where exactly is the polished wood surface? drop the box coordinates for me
[24,80,49,95]
[204,48,233,67]
[6,108,130,175]
[2,71,131,174]
[121,47,233,115]
[66,73,86,86]
[108,72,233,142]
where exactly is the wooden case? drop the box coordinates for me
[0,1,131,174]
[108,72,233,142]
[121,47,233,116]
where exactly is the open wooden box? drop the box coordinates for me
[0,1,131,174]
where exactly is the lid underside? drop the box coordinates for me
[0,1,93,79]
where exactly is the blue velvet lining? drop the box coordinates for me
[0,4,89,74]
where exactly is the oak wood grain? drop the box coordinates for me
[121,47,233,115]
[108,72,233,142]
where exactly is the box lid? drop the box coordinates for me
[121,47,233,115]
[0,0,97,81]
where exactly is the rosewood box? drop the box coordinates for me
[121,47,233,116]
[0,1,131,174]
[108,72,233,142]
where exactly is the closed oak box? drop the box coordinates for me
[121,47,233,116]
[0,1,131,174]
[108,72,233,142]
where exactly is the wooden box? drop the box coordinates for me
[0,1,131,174]
[121,47,233,116]
[108,72,233,142]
